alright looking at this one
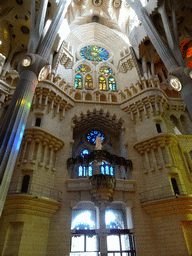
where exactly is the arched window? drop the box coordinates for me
[85,75,93,89]
[98,66,117,91]
[75,74,83,89]
[99,76,107,90]
[108,77,116,90]
[71,202,99,255]
[101,161,114,176]
[78,149,92,177]
[105,203,135,255]
[21,175,30,193]
[75,65,92,89]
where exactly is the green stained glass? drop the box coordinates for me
[100,66,112,76]
[99,76,107,90]
[109,77,116,90]
[77,65,91,73]
[80,46,109,61]
[85,75,93,89]
[75,74,82,88]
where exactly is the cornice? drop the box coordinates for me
[2,194,61,218]
[134,133,179,154]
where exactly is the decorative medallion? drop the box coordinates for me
[80,46,109,62]
[113,0,121,9]
[73,0,81,3]
[92,0,102,7]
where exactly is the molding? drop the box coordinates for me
[141,196,192,217]
[2,194,61,218]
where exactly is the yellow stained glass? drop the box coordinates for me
[85,75,93,89]
[99,76,107,90]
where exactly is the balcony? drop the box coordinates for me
[139,184,185,203]
[8,182,62,202]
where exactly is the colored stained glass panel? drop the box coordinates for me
[109,77,116,90]
[99,76,107,90]
[77,65,91,73]
[100,66,112,76]
[87,130,105,144]
[80,46,109,61]
[85,75,93,89]
[75,74,82,88]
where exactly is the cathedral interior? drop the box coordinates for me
[0,0,192,255]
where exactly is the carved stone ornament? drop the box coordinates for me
[92,0,102,7]
[113,0,121,9]
[74,0,81,3]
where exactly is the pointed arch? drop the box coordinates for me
[108,76,116,90]
[85,74,93,89]
[99,76,107,90]
[75,74,83,89]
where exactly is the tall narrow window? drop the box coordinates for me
[78,149,92,177]
[99,76,107,90]
[21,175,30,193]
[35,117,41,127]
[108,77,116,90]
[105,207,136,255]
[75,74,83,89]
[71,205,99,256]
[171,178,180,195]
[85,75,93,89]
[156,123,162,133]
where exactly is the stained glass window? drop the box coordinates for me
[100,66,113,76]
[87,130,105,144]
[85,75,93,89]
[99,76,107,90]
[75,74,82,88]
[100,161,114,175]
[80,46,109,61]
[78,149,92,177]
[109,77,116,90]
[77,65,91,73]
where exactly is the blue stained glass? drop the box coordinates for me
[101,166,105,174]
[87,130,105,144]
[89,165,92,176]
[78,166,82,176]
[81,149,89,157]
[109,77,116,90]
[110,166,114,175]
[106,166,109,175]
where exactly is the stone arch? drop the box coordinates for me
[85,93,92,101]
[100,94,106,101]
[74,92,81,100]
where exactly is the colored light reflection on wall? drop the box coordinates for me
[16,124,25,151]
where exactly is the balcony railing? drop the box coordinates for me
[8,182,62,202]
[139,184,185,203]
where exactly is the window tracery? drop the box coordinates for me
[80,46,109,62]
[78,149,92,177]
[99,67,116,91]
[75,74,83,89]
[87,130,105,144]
[75,65,93,89]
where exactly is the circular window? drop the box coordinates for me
[87,130,105,144]
[80,46,109,61]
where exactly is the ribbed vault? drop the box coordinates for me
[72,108,123,137]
